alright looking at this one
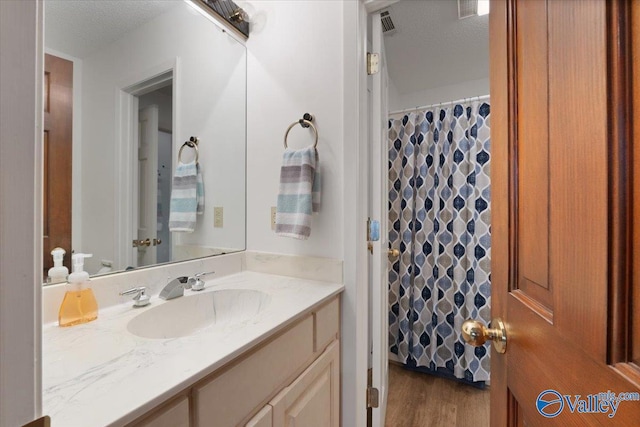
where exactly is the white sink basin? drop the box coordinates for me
[127,289,271,339]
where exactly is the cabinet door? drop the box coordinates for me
[270,341,339,427]
[131,396,189,427]
[246,405,272,427]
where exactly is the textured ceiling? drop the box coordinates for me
[45,0,182,58]
[383,0,489,96]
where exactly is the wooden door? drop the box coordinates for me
[489,0,640,425]
[136,105,159,267]
[43,53,72,275]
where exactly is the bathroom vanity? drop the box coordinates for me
[43,271,342,427]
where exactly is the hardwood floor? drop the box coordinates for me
[384,363,490,427]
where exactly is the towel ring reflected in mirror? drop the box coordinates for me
[179,138,199,163]
[284,119,318,149]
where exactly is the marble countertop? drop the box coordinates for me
[43,271,343,427]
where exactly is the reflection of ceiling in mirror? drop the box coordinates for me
[45,0,182,58]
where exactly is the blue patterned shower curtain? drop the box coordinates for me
[388,100,491,383]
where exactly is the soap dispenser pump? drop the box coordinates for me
[47,247,69,284]
[58,253,98,327]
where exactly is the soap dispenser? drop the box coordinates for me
[47,247,69,284]
[58,253,98,327]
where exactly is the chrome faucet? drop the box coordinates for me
[120,286,151,307]
[159,271,216,300]
[159,276,189,300]
[187,271,215,291]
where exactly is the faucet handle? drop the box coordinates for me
[120,286,151,307]
[188,271,215,292]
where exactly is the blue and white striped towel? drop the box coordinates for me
[169,161,204,232]
[275,146,321,239]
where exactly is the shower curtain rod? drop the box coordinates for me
[389,94,490,116]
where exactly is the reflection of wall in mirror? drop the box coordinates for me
[46,3,247,274]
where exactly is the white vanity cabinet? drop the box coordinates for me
[245,406,273,427]
[127,296,340,427]
[269,341,339,426]
[130,395,190,427]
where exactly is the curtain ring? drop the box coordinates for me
[178,141,199,163]
[284,119,318,149]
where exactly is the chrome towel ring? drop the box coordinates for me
[179,137,199,163]
[284,115,318,149]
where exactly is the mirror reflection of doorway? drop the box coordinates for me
[43,53,73,276]
[136,83,173,268]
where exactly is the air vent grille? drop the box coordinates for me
[457,0,477,19]
[381,10,396,36]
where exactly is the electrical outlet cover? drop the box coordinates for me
[271,206,277,230]
[214,206,223,228]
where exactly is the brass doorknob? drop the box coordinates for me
[133,238,151,247]
[388,249,400,258]
[461,318,507,354]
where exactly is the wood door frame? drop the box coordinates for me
[115,60,177,269]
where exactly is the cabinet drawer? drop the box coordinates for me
[130,396,189,427]
[313,297,339,353]
[194,315,314,426]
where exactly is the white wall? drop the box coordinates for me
[244,0,344,259]
[0,1,42,425]
[388,76,490,112]
[73,4,246,272]
[242,1,368,425]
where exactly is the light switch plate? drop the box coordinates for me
[214,206,223,228]
[271,206,277,230]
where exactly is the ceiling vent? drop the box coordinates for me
[380,10,397,36]
[457,0,477,19]
[458,0,489,19]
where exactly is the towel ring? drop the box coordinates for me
[179,140,199,163]
[284,119,318,149]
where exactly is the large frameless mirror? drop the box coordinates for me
[43,0,246,284]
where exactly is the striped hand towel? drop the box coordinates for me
[169,161,204,232]
[196,163,204,215]
[275,147,320,239]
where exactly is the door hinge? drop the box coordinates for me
[366,217,373,254]
[367,386,379,408]
[367,53,379,75]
